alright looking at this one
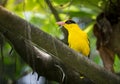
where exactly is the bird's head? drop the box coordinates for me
[57,19,76,30]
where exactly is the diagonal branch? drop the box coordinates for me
[45,0,69,44]
[0,6,120,84]
[0,25,85,84]
[45,0,61,21]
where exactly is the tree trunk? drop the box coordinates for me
[93,0,120,72]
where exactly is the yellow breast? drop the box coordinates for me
[64,24,90,56]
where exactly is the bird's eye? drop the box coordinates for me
[65,20,76,24]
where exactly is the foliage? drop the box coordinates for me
[0,0,120,83]
[114,55,120,73]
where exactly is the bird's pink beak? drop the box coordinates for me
[56,21,65,26]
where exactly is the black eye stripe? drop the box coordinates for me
[65,20,76,24]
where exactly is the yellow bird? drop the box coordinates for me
[57,19,90,57]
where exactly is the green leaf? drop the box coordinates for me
[114,55,120,73]
[93,55,103,66]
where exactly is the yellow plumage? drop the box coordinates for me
[57,20,90,79]
[57,19,90,57]
[63,23,90,56]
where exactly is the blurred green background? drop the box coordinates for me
[0,0,120,84]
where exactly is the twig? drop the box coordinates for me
[45,0,61,21]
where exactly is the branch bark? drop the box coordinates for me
[0,6,120,84]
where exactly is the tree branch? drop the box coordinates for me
[0,27,85,84]
[0,6,120,84]
[45,0,61,21]
[45,0,69,44]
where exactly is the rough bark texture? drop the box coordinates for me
[0,6,120,84]
[93,0,120,72]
